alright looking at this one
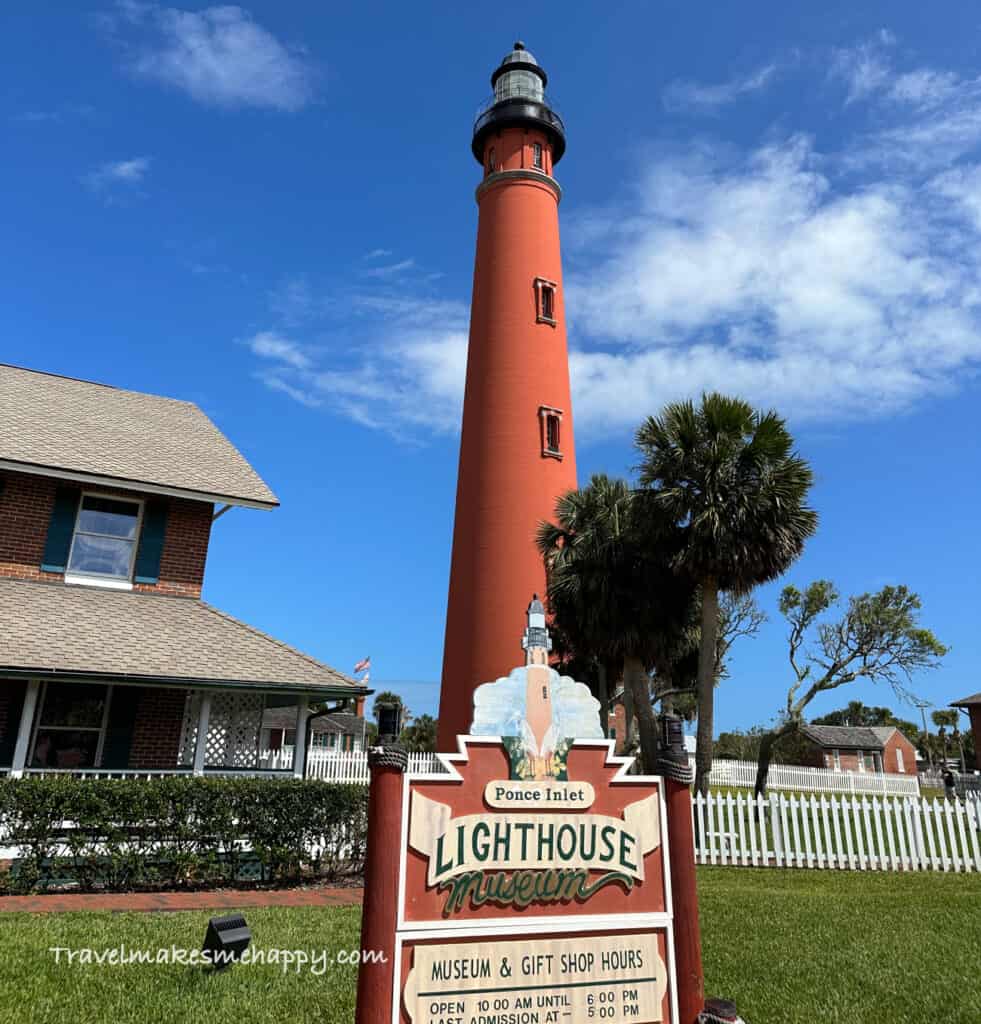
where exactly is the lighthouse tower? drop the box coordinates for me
[438,43,577,748]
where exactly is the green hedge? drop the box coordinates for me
[0,776,367,894]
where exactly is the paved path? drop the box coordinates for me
[0,886,364,913]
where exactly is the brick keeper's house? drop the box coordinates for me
[0,364,367,779]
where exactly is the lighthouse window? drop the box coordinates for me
[532,142,543,169]
[540,406,563,459]
[487,147,496,174]
[534,277,558,325]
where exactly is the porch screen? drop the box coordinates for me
[31,682,109,769]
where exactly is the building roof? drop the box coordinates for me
[0,364,278,509]
[801,724,894,750]
[0,578,361,695]
[952,692,981,707]
[261,708,364,734]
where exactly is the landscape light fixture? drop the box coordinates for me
[202,913,252,970]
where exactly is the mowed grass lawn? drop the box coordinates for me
[0,870,978,1024]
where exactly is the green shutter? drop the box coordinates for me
[41,486,80,572]
[134,499,168,584]
[100,686,140,769]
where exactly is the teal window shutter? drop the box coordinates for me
[100,686,140,769]
[41,486,80,572]
[0,682,27,766]
[134,499,168,584]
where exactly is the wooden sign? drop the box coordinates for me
[392,737,678,1024]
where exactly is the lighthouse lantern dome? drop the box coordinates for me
[472,40,566,165]
[492,42,546,103]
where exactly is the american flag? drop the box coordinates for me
[353,656,371,675]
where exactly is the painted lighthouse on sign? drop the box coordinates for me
[470,595,604,780]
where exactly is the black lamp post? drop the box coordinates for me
[376,699,403,745]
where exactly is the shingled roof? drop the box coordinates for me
[0,578,360,695]
[0,364,277,508]
[952,692,981,707]
[801,724,894,750]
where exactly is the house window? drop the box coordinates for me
[539,406,563,459]
[30,681,111,769]
[534,277,558,325]
[328,733,337,749]
[67,494,143,582]
[284,729,296,747]
[832,748,841,771]
[532,142,543,169]
[896,748,905,773]
[871,752,882,773]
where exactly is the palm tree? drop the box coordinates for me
[537,474,696,772]
[636,393,817,794]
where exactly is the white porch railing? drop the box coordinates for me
[692,791,981,872]
[17,767,292,780]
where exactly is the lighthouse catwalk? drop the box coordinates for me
[470,596,604,779]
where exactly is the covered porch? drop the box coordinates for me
[0,577,367,780]
[1,679,333,779]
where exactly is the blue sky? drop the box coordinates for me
[3,3,980,734]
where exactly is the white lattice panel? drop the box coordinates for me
[177,692,201,766]
[205,691,265,768]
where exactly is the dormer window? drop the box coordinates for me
[532,142,543,169]
[534,277,557,325]
[66,494,143,583]
[539,406,563,459]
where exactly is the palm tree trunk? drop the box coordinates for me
[694,579,719,796]
[622,668,635,753]
[596,662,610,740]
[624,655,658,773]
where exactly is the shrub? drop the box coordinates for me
[0,776,367,894]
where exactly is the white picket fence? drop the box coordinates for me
[294,750,923,797]
[692,791,981,872]
[704,757,921,796]
[297,750,442,783]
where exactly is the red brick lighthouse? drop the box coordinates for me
[438,43,577,747]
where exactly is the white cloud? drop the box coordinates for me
[104,2,315,111]
[248,289,469,438]
[888,69,960,109]
[829,29,896,104]
[564,132,981,433]
[81,156,151,195]
[246,330,312,369]
[364,258,416,279]
[663,64,778,113]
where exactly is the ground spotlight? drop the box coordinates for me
[202,914,252,970]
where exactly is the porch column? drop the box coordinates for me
[293,697,309,779]
[10,680,41,779]
[192,691,212,777]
